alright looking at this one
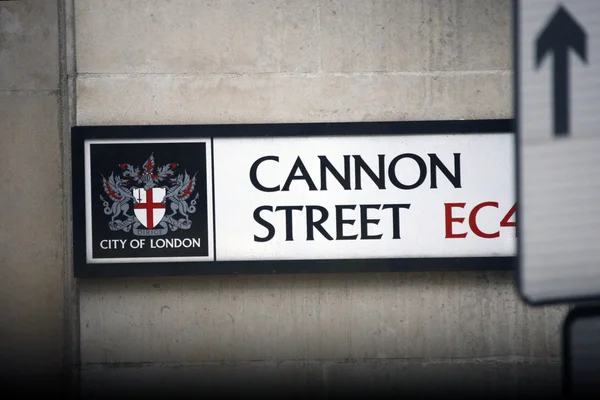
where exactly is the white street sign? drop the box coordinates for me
[213,134,516,261]
[74,123,517,278]
[516,0,600,303]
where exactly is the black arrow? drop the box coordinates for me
[535,6,587,137]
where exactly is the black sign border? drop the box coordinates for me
[72,119,515,278]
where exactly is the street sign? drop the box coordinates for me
[563,306,600,397]
[71,120,516,278]
[515,0,600,304]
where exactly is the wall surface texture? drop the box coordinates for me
[74,0,566,396]
[1,0,568,397]
[0,0,67,393]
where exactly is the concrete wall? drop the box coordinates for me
[75,0,566,396]
[0,0,69,393]
[75,0,512,125]
[1,0,568,397]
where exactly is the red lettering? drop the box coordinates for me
[468,202,499,239]
[445,202,517,239]
[445,203,467,238]
[500,204,516,228]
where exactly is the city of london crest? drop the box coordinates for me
[99,153,200,236]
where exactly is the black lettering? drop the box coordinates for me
[335,205,358,240]
[282,157,318,191]
[275,205,304,241]
[306,205,334,241]
[429,153,461,189]
[319,155,351,190]
[254,206,275,242]
[250,156,280,192]
[353,155,386,190]
[360,204,383,240]
[388,154,427,190]
[382,203,411,239]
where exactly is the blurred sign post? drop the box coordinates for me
[563,306,600,397]
[514,0,600,396]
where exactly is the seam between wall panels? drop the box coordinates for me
[79,356,562,369]
[75,70,512,79]
[57,0,80,396]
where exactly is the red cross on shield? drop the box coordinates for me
[133,188,167,229]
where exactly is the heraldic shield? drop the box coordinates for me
[133,187,167,229]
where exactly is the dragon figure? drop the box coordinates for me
[120,153,177,190]
[101,173,137,223]
[163,171,198,223]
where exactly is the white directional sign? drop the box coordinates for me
[516,0,600,303]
